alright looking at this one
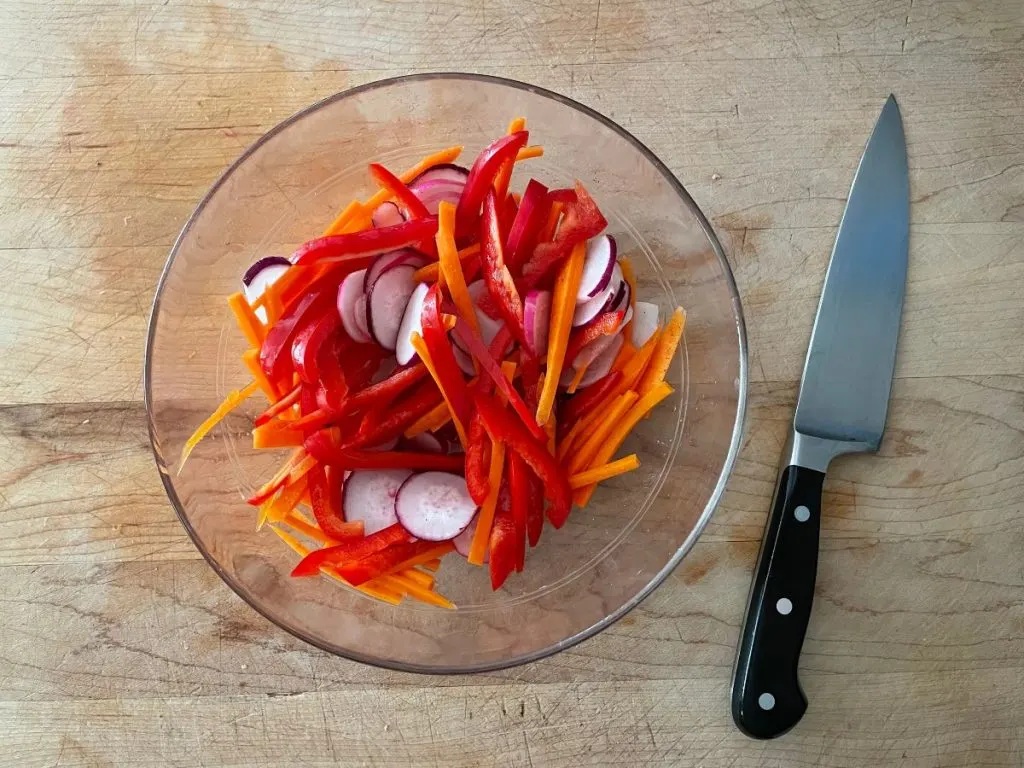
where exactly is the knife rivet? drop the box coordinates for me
[758,693,776,711]
[776,598,793,615]
[794,505,810,522]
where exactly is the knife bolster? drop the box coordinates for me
[784,431,876,473]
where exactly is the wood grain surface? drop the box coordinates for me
[1,1,1022,765]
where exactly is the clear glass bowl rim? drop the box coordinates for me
[144,71,749,672]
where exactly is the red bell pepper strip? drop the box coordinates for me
[559,370,622,430]
[521,182,608,290]
[291,523,413,578]
[464,412,492,505]
[336,539,448,586]
[546,187,578,205]
[506,179,550,271]
[259,289,334,380]
[451,321,547,443]
[480,188,527,346]
[290,216,439,266]
[420,285,473,429]
[343,363,429,414]
[507,452,531,572]
[455,131,529,236]
[498,193,518,240]
[525,469,544,547]
[291,309,341,384]
[304,430,465,471]
[350,381,443,449]
[472,390,572,528]
[316,334,350,411]
[368,163,431,221]
[563,311,624,370]
[253,382,302,427]
[307,463,355,541]
[344,343,389,392]
[488,507,518,589]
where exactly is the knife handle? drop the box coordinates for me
[731,464,825,739]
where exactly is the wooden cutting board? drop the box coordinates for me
[1,1,1021,765]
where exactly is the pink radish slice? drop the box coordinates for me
[243,256,290,322]
[368,265,417,351]
[337,269,369,342]
[459,280,503,346]
[622,305,634,327]
[559,366,577,388]
[395,282,430,365]
[365,248,429,293]
[410,180,465,215]
[524,290,552,357]
[395,471,478,541]
[453,514,487,561]
[407,432,444,454]
[572,264,623,327]
[572,332,617,370]
[410,163,470,186]
[342,469,413,535]
[630,301,659,347]
[610,280,630,316]
[452,344,475,376]
[372,201,405,228]
[576,235,618,301]
[578,334,625,388]
[353,294,372,343]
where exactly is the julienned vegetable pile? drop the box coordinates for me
[181,117,685,608]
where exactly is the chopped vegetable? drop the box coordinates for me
[638,307,686,394]
[569,454,640,489]
[436,201,479,337]
[368,162,431,221]
[228,292,266,348]
[179,381,259,470]
[468,434,505,565]
[568,391,639,475]
[480,188,527,346]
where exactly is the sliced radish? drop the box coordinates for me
[572,332,617,370]
[573,264,623,327]
[609,280,630,316]
[455,280,503,348]
[395,282,429,365]
[631,301,659,347]
[365,248,428,293]
[353,294,372,343]
[622,304,634,327]
[371,201,405,228]
[337,269,369,342]
[406,432,444,454]
[411,164,469,187]
[453,514,487,561]
[410,180,465,215]
[395,471,478,541]
[524,290,552,357]
[243,256,290,321]
[559,366,577,388]
[576,235,617,301]
[579,334,625,388]
[452,344,475,376]
[342,469,412,535]
[367,265,417,350]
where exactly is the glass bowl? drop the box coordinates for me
[145,73,747,672]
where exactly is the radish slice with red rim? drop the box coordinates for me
[453,514,487,561]
[410,163,469,187]
[342,469,412,535]
[395,281,429,365]
[572,332,617,370]
[395,471,478,541]
[405,432,445,454]
[353,294,372,343]
[576,235,617,301]
[572,264,623,327]
[630,301,659,347]
[371,201,405,228]
[368,265,417,350]
[337,269,369,342]
[243,256,290,321]
[524,290,552,357]
[452,344,475,376]
[365,248,429,292]
[578,334,625,388]
[409,180,465,215]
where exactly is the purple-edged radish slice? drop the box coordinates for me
[576,235,617,301]
[243,256,290,321]
[410,180,465,215]
[461,279,504,346]
[365,248,429,292]
[342,469,412,535]
[410,164,469,187]
[337,269,369,342]
[630,301,659,347]
[571,332,617,370]
[395,282,429,365]
[622,304,634,327]
[354,294,372,342]
[559,366,577,388]
[452,344,475,376]
[407,432,444,454]
[395,471,478,541]
[578,334,625,388]
[524,290,552,357]
[572,264,623,327]
[371,201,405,228]
[453,514,487,561]
[368,265,417,350]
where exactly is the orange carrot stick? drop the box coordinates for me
[252,421,305,449]
[569,454,640,489]
[638,307,686,394]
[493,117,526,199]
[468,438,506,565]
[410,332,468,448]
[436,201,480,336]
[539,201,564,242]
[568,391,639,475]
[535,241,586,425]
[414,243,480,283]
[179,381,259,470]
[227,292,265,348]
[242,349,279,401]
[515,146,544,161]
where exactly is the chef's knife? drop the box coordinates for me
[730,95,909,739]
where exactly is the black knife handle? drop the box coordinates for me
[731,464,825,739]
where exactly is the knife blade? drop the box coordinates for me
[730,95,909,740]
